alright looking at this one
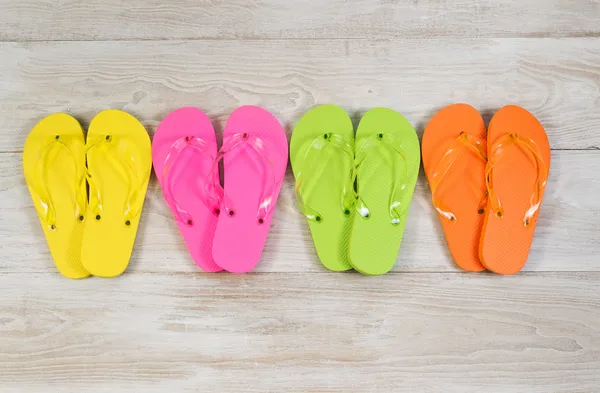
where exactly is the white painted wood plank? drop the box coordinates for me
[1,38,600,152]
[0,0,598,41]
[1,150,598,273]
[0,272,598,392]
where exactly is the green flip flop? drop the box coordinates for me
[349,108,420,275]
[291,105,356,271]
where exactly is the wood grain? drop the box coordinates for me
[1,39,600,152]
[1,1,599,390]
[0,0,599,41]
[0,272,599,392]
[2,149,599,274]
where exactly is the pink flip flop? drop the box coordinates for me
[211,106,288,273]
[152,107,222,272]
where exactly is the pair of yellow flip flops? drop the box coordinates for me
[23,110,151,279]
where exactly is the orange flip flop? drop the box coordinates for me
[480,106,550,274]
[423,104,487,272]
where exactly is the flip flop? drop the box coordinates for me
[348,108,420,275]
[423,104,487,272]
[211,106,288,273]
[81,110,152,277]
[480,105,550,274]
[152,107,222,272]
[23,114,89,279]
[290,105,355,272]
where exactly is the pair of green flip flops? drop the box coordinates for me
[291,105,421,275]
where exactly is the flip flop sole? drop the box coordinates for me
[212,106,288,273]
[423,104,487,272]
[480,105,550,274]
[81,110,152,278]
[23,113,89,279]
[349,108,420,276]
[153,107,222,272]
[290,105,355,272]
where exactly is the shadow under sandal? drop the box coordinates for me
[480,105,550,275]
[81,110,152,278]
[23,113,89,279]
[422,104,487,272]
[290,105,355,272]
[349,108,420,276]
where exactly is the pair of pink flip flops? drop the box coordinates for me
[152,106,288,273]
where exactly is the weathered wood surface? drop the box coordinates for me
[1,1,599,391]
[1,39,600,152]
[1,273,599,392]
[1,0,599,41]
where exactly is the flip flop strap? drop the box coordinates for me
[486,132,548,227]
[295,132,356,223]
[211,132,279,223]
[354,132,409,224]
[161,136,217,226]
[31,136,86,231]
[430,132,488,222]
[85,135,148,226]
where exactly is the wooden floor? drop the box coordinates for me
[1,1,599,392]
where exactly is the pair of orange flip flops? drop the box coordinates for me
[423,104,550,274]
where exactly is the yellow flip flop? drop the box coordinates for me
[23,114,89,279]
[81,110,151,277]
